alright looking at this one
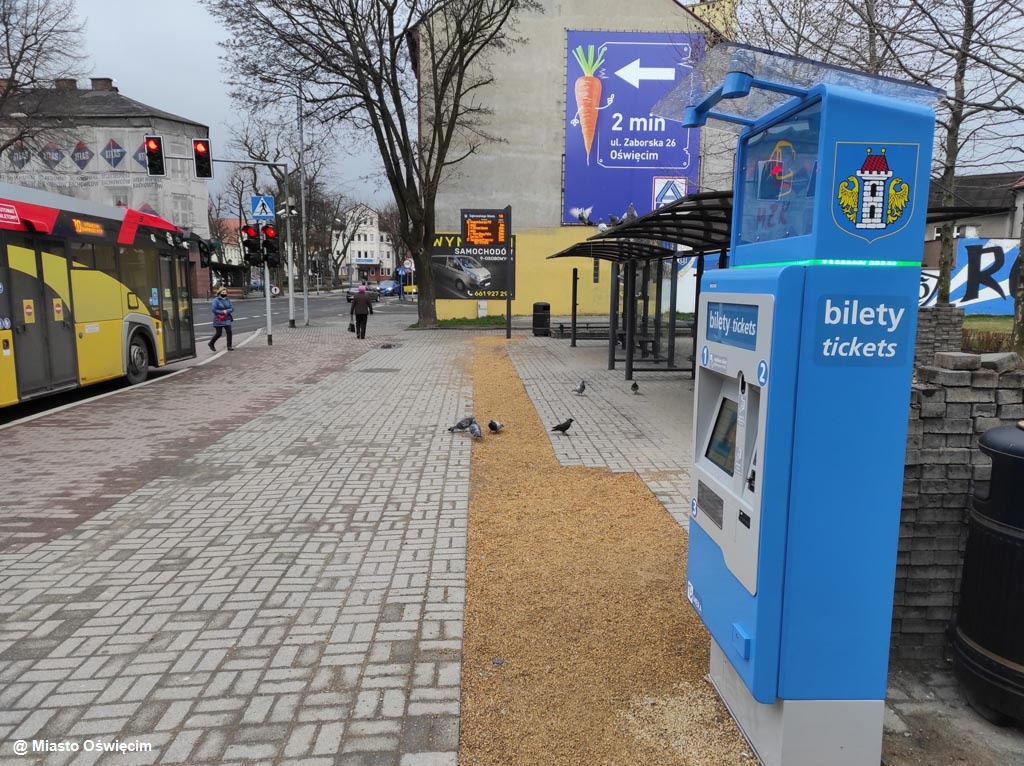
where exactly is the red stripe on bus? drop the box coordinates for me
[0,198,59,233]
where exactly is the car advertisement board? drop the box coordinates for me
[564,30,702,226]
[430,233,516,300]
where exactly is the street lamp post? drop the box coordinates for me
[296,88,310,326]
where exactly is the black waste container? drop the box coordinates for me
[951,421,1024,726]
[532,302,550,337]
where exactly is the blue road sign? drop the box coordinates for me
[397,267,407,276]
[563,30,702,226]
[251,195,275,221]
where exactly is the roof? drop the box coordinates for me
[928,171,1023,210]
[860,149,891,174]
[548,190,732,263]
[548,184,1020,264]
[2,87,207,130]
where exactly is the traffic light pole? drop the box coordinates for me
[264,261,273,345]
[210,156,297,343]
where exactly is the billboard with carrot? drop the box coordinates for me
[564,30,702,226]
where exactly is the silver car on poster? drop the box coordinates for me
[431,254,491,294]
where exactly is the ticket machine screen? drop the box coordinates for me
[706,398,738,476]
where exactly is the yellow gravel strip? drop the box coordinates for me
[459,337,751,765]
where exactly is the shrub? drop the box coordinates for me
[962,329,1011,353]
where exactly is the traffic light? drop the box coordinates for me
[192,138,213,179]
[241,224,262,266]
[261,223,280,267]
[144,135,165,176]
[197,240,211,268]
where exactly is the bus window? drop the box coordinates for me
[94,244,117,276]
[70,241,94,268]
[119,246,159,315]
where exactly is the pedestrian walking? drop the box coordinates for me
[209,288,234,351]
[350,284,374,339]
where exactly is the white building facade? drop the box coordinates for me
[0,78,211,238]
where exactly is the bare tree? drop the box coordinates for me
[0,0,87,155]
[736,0,1024,342]
[200,0,540,327]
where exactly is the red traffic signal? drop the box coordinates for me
[261,223,280,266]
[242,224,262,265]
[144,135,165,176]
[192,138,213,179]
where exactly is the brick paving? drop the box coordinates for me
[0,309,468,766]
[0,309,1020,765]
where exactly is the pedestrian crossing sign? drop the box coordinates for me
[250,195,275,220]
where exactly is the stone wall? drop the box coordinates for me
[914,304,965,368]
[892,351,1023,662]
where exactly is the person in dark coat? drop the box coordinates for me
[350,284,374,339]
[209,288,234,351]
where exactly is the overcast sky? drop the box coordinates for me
[75,0,386,205]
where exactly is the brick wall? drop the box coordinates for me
[892,351,1023,662]
[914,304,965,367]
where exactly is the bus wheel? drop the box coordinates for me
[126,334,150,385]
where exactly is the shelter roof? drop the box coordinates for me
[548,188,1014,264]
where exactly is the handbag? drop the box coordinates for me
[348,322,355,333]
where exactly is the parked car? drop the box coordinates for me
[431,254,491,294]
[377,280,400,296]
[345,284,380,302]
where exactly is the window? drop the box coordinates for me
[119,245,160,315]
[70,241,94,268]
[109,187,130,208]
[933,225,978,240]
[172,194,194,230]
[94,245,117,276]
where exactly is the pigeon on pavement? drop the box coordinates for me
[488,420,504,433]
[469,422,483,439]
[448,416,475,432]
[572,379,586,396]
[551,418,574,434]
[631,381,639,395]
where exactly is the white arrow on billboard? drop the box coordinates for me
[615,58,676,88]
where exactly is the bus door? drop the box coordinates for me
[158,251,195,361]
[8,239,78,399]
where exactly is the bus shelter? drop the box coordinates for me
[547,190,732,380]
[548,189,1001,381]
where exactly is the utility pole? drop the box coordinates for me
[297,89,310,326]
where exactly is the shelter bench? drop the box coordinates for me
[556,322,612,339]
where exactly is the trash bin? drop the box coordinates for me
[532,302,550,337]
[951,421,1024,726]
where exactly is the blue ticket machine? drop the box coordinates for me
[683,47,940,766]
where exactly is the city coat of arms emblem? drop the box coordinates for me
[832,143,919,243]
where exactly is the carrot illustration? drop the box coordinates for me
[572,44,607,165]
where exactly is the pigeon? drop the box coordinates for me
[488,419,504,433]
[572,379,586,396]
[448,416,475,432]
[631,381,639,395]
[570,205,594,225]
[597,221,608,232]
[607,213,622,226]
[623,202,639,223]
[551,418,574,434]
[469,422,483,439]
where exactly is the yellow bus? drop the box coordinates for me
[0,183,196,408]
